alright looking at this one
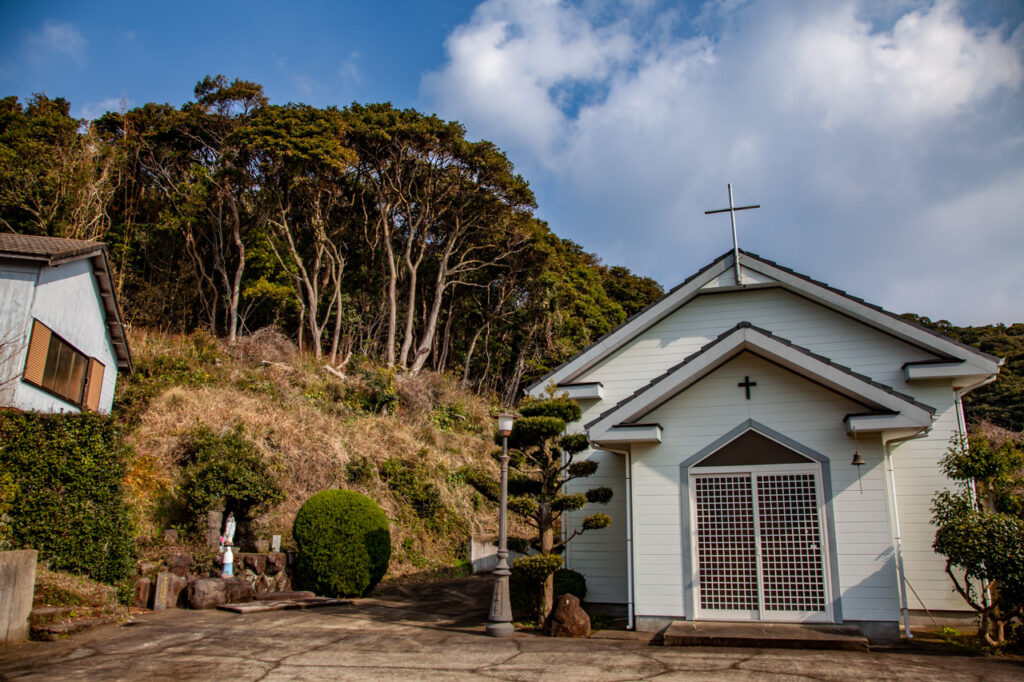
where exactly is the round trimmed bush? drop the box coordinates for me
[293,489,391,597]
[510,566,587,621]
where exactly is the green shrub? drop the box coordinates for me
[0,412,135,585]
[293,489,391,597]
[379,457,442,519]
[345,455,376,484]
[511,565,586,621]
[176,425,284,531]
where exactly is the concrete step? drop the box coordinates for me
[663,621,869,651]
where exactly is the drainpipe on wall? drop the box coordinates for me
[625,448,634,630]
[883,429,930,640]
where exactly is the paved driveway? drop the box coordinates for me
[1,576,1021,681]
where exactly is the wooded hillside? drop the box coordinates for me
[0,77,663,402]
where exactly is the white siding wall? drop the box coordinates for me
[888,383,966,611]
[0,261,38,404]
[11,258,118,413]
[631,353,899,623]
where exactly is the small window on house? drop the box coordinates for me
[22,320,105,410]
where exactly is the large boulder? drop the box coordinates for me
[186,578,227,610]
[224,577,254,604]
[545,594,591,638]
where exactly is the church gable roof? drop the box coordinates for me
[586,322,935,442]
[528,250,1001,394]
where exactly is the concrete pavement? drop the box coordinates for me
[1,575,1021,681]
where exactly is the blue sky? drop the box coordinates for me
[2,1,1022,324]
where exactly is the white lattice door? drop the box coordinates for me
[693,467,830,622]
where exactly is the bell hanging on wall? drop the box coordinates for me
[851,450,865,493]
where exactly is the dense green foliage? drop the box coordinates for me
[932,432,1024,645]
[467,394,612,618]
[293,489,391,597]
[175,425,285,533]
[0,412,135,585]
[0,83,663,403]
[511,565,586,621]
[903,315,1024,430]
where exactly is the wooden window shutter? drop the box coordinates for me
[85,358,105,411]
[23,320,51,385]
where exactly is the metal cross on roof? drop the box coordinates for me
[705,184,760,285]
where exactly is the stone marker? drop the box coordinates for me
[271,535,281,552]
[152,572,171,611]
[0,549,37,646]
[545,594,591,638]
[186,578,227,610]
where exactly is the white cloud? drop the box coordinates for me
[77,97,127,122]
[339,52,362,84]
[24,20,87,65]
[423,0,1024,324]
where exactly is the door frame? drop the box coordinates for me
[676,419,843,623]
[689,463,834,623]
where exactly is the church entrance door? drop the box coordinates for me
[690,464,831,623]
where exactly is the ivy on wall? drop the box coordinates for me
[0,411,135,585]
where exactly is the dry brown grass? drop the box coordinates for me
[121,329,512,578]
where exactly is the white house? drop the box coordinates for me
[526,250,1002,641]
[0,234,132,414]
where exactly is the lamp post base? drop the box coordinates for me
[485,621,515,637]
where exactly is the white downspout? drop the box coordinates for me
[625,448,634,630]
[883,429,930,640]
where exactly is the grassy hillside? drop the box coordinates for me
[117,328,510,579]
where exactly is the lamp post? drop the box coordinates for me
[486,413,516,637]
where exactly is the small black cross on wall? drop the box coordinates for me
[738,376,757,399]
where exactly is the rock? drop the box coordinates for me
[162,529,179,544]
[134,577,152,609]
[265,552,286,575]
[224,577,254,604]
[243,553,266,574]
[186,578,227,610]
[254,574,273,594]
[206,510,223,549]
[167,574,188,608]
[273,571,291,592]
[167,551,192,577]
[545,594,591,638]
[137,560,160,578]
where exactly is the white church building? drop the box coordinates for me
[527,249,1002,641]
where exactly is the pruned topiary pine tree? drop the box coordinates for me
[489,393,612,620]
[932,431,1024,646]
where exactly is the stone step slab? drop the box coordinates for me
[663,621,869,651]
[218,597,350,614]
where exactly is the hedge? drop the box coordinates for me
[293,489,391,597]
[0,411,135,585]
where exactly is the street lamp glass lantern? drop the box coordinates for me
[497,413,515,437]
